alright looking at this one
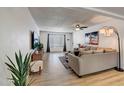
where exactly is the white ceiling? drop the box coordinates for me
[29,7,123,32]
[84,7,124,20]
[97,7,124,17]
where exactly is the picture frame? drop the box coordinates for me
[85,31,99,45]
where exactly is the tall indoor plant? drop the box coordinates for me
[5,51,31,86]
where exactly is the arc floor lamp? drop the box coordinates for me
[99,26,122,71]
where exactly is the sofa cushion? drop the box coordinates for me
[93,49,104,53]
[104,48,116,53]
[79,48,85,52]
[82,50,94,55]
[90,46,97,50]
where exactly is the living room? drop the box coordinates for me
[1,7,124,86]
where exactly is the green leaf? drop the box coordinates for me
[8,68,20,80]
[11,74,20,86]
[5,62,20,79]
[19,50,23,76]
[19,50,22,63]
[5,63,17,72]
[23,53,31,75]
[21,76,27,86]
[15,52,21,72]
[6,55,16,68]
[24,53,28,65]
[6,51,32,86]
[23,53,28,73]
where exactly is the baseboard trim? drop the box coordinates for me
[114,67,124,72]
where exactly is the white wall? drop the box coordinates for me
[73,24,118,49]
[73,18,124,69]
[0,8,39,85]
[66,33,73,51]
[40,31,48,52]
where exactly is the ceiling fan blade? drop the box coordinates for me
[80,26,88,30]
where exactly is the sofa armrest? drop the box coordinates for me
[68,53,80,75]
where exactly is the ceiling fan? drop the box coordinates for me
[74,24,88,31]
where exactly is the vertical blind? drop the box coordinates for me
[49,34,64,48]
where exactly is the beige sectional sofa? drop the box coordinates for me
[68,52,118,76]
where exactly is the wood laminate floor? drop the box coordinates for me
[30,53,124,86]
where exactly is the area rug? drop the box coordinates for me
[59,56,70,69]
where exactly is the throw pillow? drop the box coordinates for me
[85,46,91,51]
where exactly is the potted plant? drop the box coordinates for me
[5,51,32,86]
[37,43,43,51]
[34,42,43,52]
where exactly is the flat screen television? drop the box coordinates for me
[31,31,39,49]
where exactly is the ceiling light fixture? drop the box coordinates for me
[99,26,114,36]
[74,24,88,31]
[75,27,80,31]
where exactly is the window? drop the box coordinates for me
[49,34,64,48]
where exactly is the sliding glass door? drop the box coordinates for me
[49,34,64,52]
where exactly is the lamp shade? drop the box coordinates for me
[99,26,114,36]
[99,28,106,34]
[109,28,114,34]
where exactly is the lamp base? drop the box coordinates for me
[114,67,124,72]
